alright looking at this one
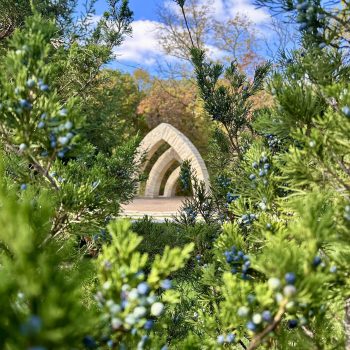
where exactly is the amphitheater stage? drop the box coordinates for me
[121,197,186,221]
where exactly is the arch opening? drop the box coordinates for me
[159,160,180,196]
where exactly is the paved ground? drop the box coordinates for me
[121,197,186,220]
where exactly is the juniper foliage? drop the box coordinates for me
[191,48,270,158]
[0,10,194,350]
[0,163,96,349]
[0,12,140,241]
[168,0,350,349]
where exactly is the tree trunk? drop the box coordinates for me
[345,297,350,350]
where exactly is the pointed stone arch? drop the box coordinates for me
[163,166,181,197]
[138,123,210,197]
[144,148,181,198]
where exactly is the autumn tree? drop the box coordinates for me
[157,0,261,75]
[137,78,211,154]
[151,0,268,165]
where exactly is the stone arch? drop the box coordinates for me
[144,148,181,198]
[163,166,181,197]
[139,123,210,197]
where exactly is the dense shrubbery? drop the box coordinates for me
[167,1,350,349]
[0,0,350,349]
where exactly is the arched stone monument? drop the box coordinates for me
[138,123,210,198]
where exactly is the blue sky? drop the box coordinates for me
[77,0,163,72]
[129,0,160,21]
[88,0,160,21]
[79,1,279,74]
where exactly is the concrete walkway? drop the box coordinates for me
[121,197,186,221]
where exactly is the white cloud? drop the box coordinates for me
[206,0,270,24]
[204,0,272,47]
[164,0,270,25]
[163,0,182,15]
[114,20,165,66]
[205,44,226,61]
[227,0,270,24]
[113,1,271,67]
[210,0,227,19]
